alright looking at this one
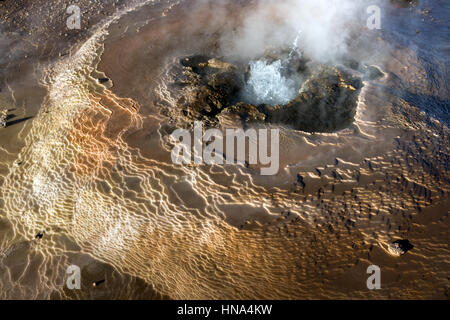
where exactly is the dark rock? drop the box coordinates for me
[362,65,384,81]
[262,66,362,132]
[388,239,414,256]
[389,0,419,9]
[35,230,45,240]
[166,54,363,132]
[93,279,106,287]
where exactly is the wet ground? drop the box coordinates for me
[0,0,448,299]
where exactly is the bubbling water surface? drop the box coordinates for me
[244,59,300,105]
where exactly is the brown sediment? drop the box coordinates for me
[69,90,142,178]
[0,0,448,300]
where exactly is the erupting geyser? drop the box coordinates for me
[243,59,300,106]
[161,48,365,133]
[243,34,304,106]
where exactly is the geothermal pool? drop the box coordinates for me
[0,0,448,299]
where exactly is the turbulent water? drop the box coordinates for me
[244,60,300,105]
[0,0,448,299]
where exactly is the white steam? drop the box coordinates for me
[221,0,363,63]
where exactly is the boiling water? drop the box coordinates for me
[243,32,303,106]
[244,59,299,105]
